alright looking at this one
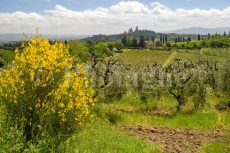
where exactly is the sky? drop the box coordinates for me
[0,0,230,34]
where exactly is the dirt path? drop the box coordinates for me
[119,125,223,153]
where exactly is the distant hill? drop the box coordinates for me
[167,27,230,35]
[82,27,157,43]
[82,27,198,43]
[0,33,88,43]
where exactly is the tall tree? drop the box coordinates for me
[160,34,163,43]
[132,38,138,47]
[152,36,155,43]
[139,35,145,48]
[175,38,178,43]
[198,34,201,41]
[122,36,127,47]
[165,35,168,43]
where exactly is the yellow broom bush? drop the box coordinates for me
[0,35,95,148]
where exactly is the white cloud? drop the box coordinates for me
[0,1,230,34]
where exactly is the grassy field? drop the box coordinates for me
[96,92,230,130]
[94,92,230,152]
[112,49,229,65]
[69,118,161,153]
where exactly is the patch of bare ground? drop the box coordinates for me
[113,107,174,115]
[119,125,224,153]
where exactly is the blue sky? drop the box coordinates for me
[1,0,230,13]
[0,0,230,34]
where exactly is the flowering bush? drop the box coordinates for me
[0,36,95,150]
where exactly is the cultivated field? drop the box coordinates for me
[112,49,229,65]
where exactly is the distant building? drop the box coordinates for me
[128,28,133,34]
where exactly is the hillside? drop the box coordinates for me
[167,27,230,35]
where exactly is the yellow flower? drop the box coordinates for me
[0,35,95,135]
[59,102,65,108]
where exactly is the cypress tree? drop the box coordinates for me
[152,36,155,43]
[198,34,201,41]
[132,38,138,47]
[122,36,127,47]
[160,34,163,43]
[165,35,168,43]
[139,35,145,48]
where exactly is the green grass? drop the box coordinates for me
[68,118,161,153]
[111,111,219,130]
[203,133,230,153]
[96,93,230,131]
[112,49,228,65]
[112,92,177,110]
[97,103,223,130]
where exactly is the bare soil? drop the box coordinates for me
[119,125,223,153]
[113,107,174,115]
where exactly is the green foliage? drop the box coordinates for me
[0,58,5,67]
[193,82,206,110]
[69,41,91,63]
[136,72,163,103]
[0,49,15,67]
[93,42,114,58]
[166,42,171,48]
[139,35,145,48]
[126,36,135,48]
[0,126,25,152]
[104,80,127,102]
[69,40,119,62]
[155,40,162,47]
[114,41,124,50]
[171,37,230,49]
[222,59,230,92]
[0,37,95,151]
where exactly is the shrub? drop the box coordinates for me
[69,41,91,63]
[168,67,207,112]
[0,36,95,151]
[0,58,5,67]
[222,59,230,92]
[103,75,127,102]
